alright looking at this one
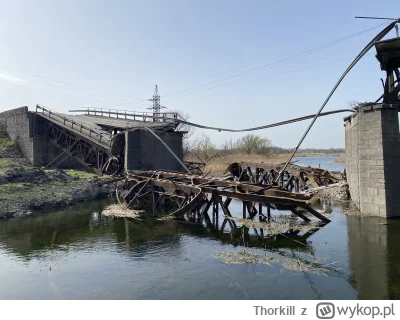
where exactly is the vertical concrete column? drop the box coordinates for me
[345,104,400,217]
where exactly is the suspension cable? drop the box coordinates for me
[276,20,400,181]
[172,109,355,132]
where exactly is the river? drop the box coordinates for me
[0,156,399,300]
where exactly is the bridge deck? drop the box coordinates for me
[35,105,177,152]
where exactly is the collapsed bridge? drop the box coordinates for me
[123,170,331,223]
[0,105,186,175]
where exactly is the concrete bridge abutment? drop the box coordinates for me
[345,103,400,217]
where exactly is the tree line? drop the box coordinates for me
[173,109,344,161]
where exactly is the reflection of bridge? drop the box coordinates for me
[347,215,400,299]
[0,200,320,260]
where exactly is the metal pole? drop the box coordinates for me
[275,20,399,183]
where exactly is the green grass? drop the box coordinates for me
[0,180,83,201]
[0,131,14,152]
[64,169,97,179]
[64,169,111,180]
[0,158,23,173]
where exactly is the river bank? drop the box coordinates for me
[0,166,115,219]
[0,132,115,218]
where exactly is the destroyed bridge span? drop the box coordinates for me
[60,106,353,174]
[0,104,354,176]
[0,104,352,224]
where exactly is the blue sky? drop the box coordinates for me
[0,0,398,148]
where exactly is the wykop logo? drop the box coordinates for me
[316,303,336,319]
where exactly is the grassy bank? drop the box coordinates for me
[0,131,14,151]
[0,132,116,218]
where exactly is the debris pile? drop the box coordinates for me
[122,170,331,223]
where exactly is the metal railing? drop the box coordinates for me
[68,107,179,123]
[35,105,112,148]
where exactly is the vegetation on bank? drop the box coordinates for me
[183,132,345,175]
[64,169,98,179]
[184,132,344,162]
[0,131,14,151]
[1,131,108,178]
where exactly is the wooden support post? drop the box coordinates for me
[246,202,257,219]
[215,198,219,228]
[212,204,215,226]
[291,208,311,222]
[203,211,212,227]
[242,201,246,219]
[302,205,331,223]
[258,203,262,216]
[200,196,213,216]
[223,197,232,208]
[218,197,233,217]
[267,206,271,220]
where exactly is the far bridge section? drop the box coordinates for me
[0,105,185,175]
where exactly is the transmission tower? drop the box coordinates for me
[147,85,166,121]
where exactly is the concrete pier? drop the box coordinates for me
[345,103,400,217]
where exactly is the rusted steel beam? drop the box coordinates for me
[127,170,312,200]
[123,170,330,223]
[299,205,330,223]
[290,208,311,222]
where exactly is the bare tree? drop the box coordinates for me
[193,133,216,161]
[171,109,196,154]
[235,134,272,155]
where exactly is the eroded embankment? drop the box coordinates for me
[1,131,115,218]
[0,167,115,218]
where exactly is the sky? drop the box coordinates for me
[0,0,398,149]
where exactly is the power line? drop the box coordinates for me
[0,79,59,95]
[172,109,355,132]
[161,22,390,99]
[0,38,156,103]
[0,67,148,108]
[104,21,389,109]
[160,53,376,99]
[277,19,399,179]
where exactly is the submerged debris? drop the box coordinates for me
[101,204,143,219]
[216,249,333,276]
[341,210,373,217]
[224,216,322,236]
[217,249,273,265]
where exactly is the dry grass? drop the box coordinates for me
[341,210,373,217]
[102,204,143,219]
[334,157,346,163]
[194,153,290,175]
[216,249,332,276]
[102,204,177,220]
[217,249,264,265]
[224,216,322,236]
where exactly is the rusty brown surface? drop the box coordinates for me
[225,161,344,191]
[122,170,330,223]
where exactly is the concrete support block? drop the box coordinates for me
[345,103,400,218]
[124,129,184,172]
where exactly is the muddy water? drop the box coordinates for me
[0,157,399,300]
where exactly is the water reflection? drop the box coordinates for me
[0,198,399,299]
[0,199,319,260]
[346,215,400,299]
